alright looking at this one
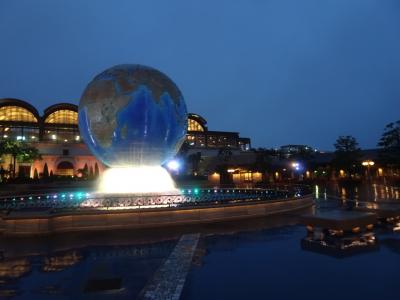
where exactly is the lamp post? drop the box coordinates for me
[291,162,300,180]
[361,160,374,181]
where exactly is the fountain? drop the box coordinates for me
[0,64,314,236]
[78,64,187,195]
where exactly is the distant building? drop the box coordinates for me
[279,144,317,158]
[0,98,251,178]
[187,113,251,151]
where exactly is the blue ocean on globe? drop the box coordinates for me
[78,64,187,167]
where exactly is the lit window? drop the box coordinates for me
[45,109,78,124]
[0,106,37,122]
[188,118,204,132]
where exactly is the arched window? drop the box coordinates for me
[0,106,38,122]
[188,118,204,132]
[56,161,74,176]
[45,110,78,124]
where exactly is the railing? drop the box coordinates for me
[0,187,311,212]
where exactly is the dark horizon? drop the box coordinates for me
[1,0,399,151]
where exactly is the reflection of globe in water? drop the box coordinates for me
[78,64,187,168]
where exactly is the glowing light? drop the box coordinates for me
[362,160,375,166]
[51,134,57,140]
[166,159,180,171]
[98,166,179,194]
[227,169,235,173]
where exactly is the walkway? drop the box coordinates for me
[139,233,200,300]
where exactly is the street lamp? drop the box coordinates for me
[361,160,374,181]
[291,162,300,171]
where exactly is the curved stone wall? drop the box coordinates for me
[0,195,313,236]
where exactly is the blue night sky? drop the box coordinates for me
[0,0,399,150]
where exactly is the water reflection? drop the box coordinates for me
[301,232,379,258]
[182,225,400,300]
[0,239,176,299]
[315,183,400,202]
[0,212,312,299]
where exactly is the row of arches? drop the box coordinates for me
[0,99,78,125]
[0,98,209,132]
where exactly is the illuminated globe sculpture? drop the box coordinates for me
[78,64,187,193]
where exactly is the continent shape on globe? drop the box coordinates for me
[78,64,187,167]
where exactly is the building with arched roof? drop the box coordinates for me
[0,98,251,179]
[0,98,40,142]
[42,103,80,143]
[187,113,251,151]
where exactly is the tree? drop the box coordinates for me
[252,149,272,172]
[94,163,99,178]
[0,140,22,178]
[78,163,89,179]
[332,135,361,173]
[187,152,202,176]
[378,120,400,167]
[217,147,232,162]
[334,136,360,153]
[17,143,42,163]
[89,166,94,178]
[33,168,39,180]
[43,163,49,178]
[0,141,41,178]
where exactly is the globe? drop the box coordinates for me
[78,64,187,167]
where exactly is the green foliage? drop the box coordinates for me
[89,166,94,178]
[378,120,400,167]
[217,147,232,162]
[0,140,41,178]
[17,143,42,163]
[94,163,99,178]
[77,163,90,179]
[187,152,202,175]
[333,135,361,171]
[43,163,49,178]
[252,149,273,172]
[378,120,400,148]
[334,135,360,153]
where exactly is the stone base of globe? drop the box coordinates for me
[98,166,179,194]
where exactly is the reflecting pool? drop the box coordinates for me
[1,184,399,299]
[182,224,400,300]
